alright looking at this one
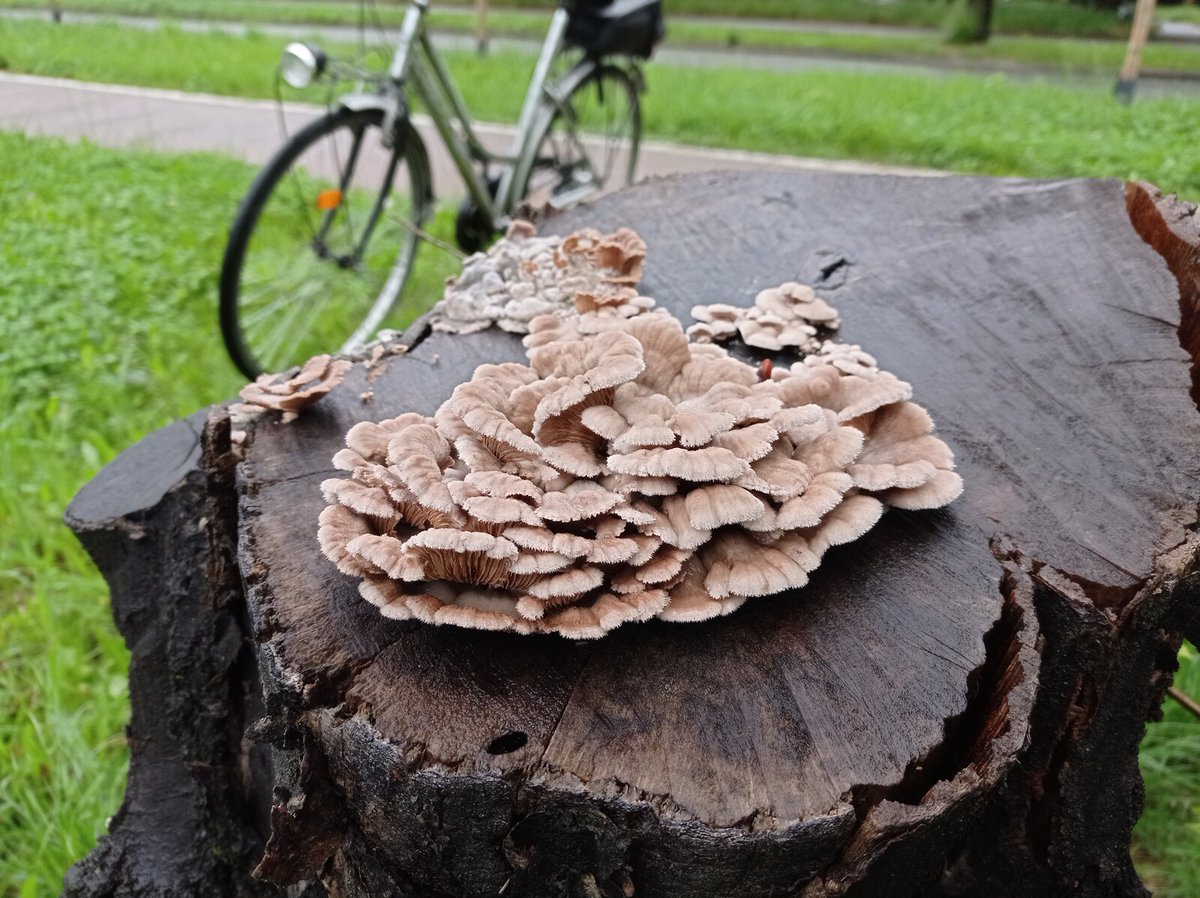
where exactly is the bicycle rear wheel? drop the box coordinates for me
[220,106,432,379]
[519,64,641,211]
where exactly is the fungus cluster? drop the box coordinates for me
[691,282,840,352]
[318,269,962,638]
[431,223,647,334]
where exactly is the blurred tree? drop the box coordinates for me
[944,0,995,42]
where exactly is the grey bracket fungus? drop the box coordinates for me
[317,227,963,639]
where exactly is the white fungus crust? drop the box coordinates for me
[318,229,962,638]
[430,222,648,335]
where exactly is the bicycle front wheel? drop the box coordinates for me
[519,64,641,211]
[220,106,432,379]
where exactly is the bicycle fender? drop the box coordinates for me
[337,92,404,117]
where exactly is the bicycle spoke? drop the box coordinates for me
[242,270,325,340]
[521,67,638,210]
[253,277,331,371]
[327,124,362,253]
[272,278,345,365]
[240,283,304,329]
[345,236,416,349]
[239,236,333,318]
[282,168,320,244]
[222,91,502,376]
[238,263,332,330]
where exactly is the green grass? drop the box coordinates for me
[663,23,1200,76]
[1156,5,1200,24]
[658,0,1127,36]
[0,0,1135,38]
[0,133,247,894]
[0,129,454,896]
[1136,642,1200,898]
[0,0,1171,74]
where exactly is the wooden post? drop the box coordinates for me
[943,0,995,44]
[475,0,489,56]
[62,172,1200,897]
[1116,0,1157,103]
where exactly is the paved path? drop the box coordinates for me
[1158,20,1200,42]
[0,73,945,199]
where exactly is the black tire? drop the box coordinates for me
[220,106,432,379]
[518,64,641,211]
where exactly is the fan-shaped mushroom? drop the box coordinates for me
[231,353,351,437]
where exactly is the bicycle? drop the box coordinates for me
[219,0,663,379]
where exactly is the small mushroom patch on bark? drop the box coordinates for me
[430,223,648,335]
[320,280,961,638]
[230,354,351,442]
[690,281,840,353]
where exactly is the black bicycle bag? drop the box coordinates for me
[564,0,664,60]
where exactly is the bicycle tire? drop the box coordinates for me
[516,63,641,212]
[220,106,432,379]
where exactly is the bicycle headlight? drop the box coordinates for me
[280,42,326,89]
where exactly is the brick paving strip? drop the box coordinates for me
[0,72,945,198]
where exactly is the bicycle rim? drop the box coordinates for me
[523,66,640,211]
[222,109,426,378]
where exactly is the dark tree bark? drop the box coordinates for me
[60,410,300,897]
[64,173,1200,897]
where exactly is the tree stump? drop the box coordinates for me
[64,173,1200,897]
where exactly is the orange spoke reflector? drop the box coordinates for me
[316,189,343,211]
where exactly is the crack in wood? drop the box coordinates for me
[803,546,1038,896]
[1126,181,1200,408]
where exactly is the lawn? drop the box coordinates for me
[0,133,248,894]
[0,0,1135,38]
[1135,641,1200,897]
[661,26,1200,77]
[2,16,1200,898]
[0,130,455,896]
[2,0,1184,76]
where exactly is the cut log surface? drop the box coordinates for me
[66,173,1200,898]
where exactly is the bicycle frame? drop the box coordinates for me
[222,0,646,378]
[355,0,603,228]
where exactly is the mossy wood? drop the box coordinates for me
[64,174,1200,897]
